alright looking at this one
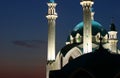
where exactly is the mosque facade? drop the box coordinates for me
[46,0,120,78]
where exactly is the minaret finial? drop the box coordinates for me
[111,17,114,23]
[50,0,54,3]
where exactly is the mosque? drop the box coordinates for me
[46,0,120,78]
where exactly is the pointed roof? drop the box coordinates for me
[110,23,116,31]
[110,17,116,31]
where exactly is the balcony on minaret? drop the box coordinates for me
[47,3,57,15]
[80,0,94,8]
[46,2,58,20]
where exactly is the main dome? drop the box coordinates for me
[71,20,107,37]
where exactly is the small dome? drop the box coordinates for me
[71,20,107,37]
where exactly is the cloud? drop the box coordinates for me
[12,40,47,48]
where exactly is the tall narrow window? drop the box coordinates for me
[61,57,63,68]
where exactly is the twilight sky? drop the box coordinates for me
[0,0,120,78]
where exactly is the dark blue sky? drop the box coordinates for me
[0,0,120,78]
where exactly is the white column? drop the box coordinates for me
[46,2,58,61]
[80,1,94,53]
[46,2,58,78]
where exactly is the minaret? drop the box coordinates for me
[108,21,118,53]
[46,0,58,61]
[80,0,94,53]
[46,0,58,78]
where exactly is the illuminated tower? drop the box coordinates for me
[46,0,58,61]
[46,0,58,78]
[80,0,94,53]
[108,22,118,53]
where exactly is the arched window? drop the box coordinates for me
[69,56,73,62]
[61,57,63,68]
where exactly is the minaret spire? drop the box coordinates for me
[46,0,58,61]
[80,0,94,53]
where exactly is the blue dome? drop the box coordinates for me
[71,20,107,37]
